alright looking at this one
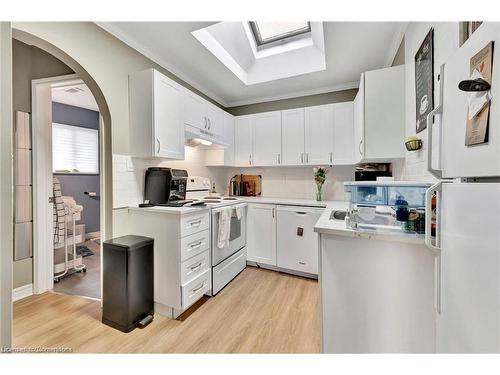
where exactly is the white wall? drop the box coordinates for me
[216,166,354,201]
[400,22,460,182]
[113,149,355,211]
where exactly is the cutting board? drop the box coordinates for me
[233,174,262,196]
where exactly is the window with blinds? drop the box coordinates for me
[52,123,99,174]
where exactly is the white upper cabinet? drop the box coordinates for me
[282,108,305,165]
[253,111,282,166]
[332,102,355,165]
[205,102,224,141]
[361,65,405,161]
[234,114,254,166]
[129,69,185,159]
[353,78,365,163]
[305,104,334,165]
[183,90,206,130]
[223,112,235,166]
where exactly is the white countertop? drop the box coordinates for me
[314,202,425,245]
[128,205,209,215]
[236,196,332,207]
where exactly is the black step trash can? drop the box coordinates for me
[102,235,154,332]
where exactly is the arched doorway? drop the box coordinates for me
[10,31,113,302]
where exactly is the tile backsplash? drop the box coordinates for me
[112,149,357,209]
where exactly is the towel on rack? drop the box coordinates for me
[217,207,232,249]
[53,178,66,245]
[62,196,83,214]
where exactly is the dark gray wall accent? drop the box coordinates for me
[13,39,74,113]
[392,36,405,67]
[52,102,99,129]
[12,39,75,289]
[53,102,100,234]
[226,88,358,116]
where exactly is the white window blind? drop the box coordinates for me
[52,123,99,174]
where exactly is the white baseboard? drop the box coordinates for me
[12,283,33,302]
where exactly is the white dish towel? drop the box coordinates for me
[234,203,245,220]
[217,207,232,249]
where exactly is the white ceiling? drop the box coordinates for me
[97,22,406,107]
[52,83,99,111]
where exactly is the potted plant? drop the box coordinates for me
[314,167,327,201]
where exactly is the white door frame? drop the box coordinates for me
[0,21,13,348]
[31,74,105,295]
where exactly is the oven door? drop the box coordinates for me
[211,204,247,266]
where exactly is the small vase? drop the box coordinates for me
[316,183,323,201]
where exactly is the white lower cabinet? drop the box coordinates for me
[276,206,322,275]
[246,204,277,266]
[247,203,323,276]
[125,208,211,319]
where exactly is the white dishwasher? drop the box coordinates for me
[276,205,323,275]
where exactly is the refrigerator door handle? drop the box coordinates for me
[427,64,445,179]
[425,181,443,253]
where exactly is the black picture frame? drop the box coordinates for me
[415,28,434,133]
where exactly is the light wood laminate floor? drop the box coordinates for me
[13,267,320,353]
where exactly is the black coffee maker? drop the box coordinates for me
[140,167,190,207]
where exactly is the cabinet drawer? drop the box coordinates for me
[180,211,209,237]
[180,229,210,261]
[180,250,210,286]
[181,269,211,309]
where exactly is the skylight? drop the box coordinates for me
[249,22,311,46]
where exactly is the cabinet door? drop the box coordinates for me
[206,103,224,140]
[153,71,185,159]
[305,104,334,165]
[277,206,322,274]
[282,108,305,165]
[253,111,282,166]
[353,76,365,163]
[183,90,206,130]
[223,112,235,166]
[333,102,355,165]
[234,115,254,166]
[364,65,405,160]
[247,204,277,266]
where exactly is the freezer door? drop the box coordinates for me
[437,183,500,352]
[441,22,500,178]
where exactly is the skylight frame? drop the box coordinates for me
[249,22,312,47]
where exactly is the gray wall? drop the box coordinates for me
[226,88,358,116]
[53,102,100,234]
[12,39,74,289]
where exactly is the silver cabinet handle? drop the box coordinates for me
[358,140,363,156]
[301,153,304,164]
[295,211,307,215]
[306,153,309,163]
[203,117,207,129]
[192,282,206,294]
[272,207,275,218]
[189,240,203,248]
[298,261,306,265]
[208,118,211,130]
[156,138,160,154]
[277,154,281,164]
[189,220,202,227]
[329,152,333,164]
[189,262,203,271]
[249,154,252,165]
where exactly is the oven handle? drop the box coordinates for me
[211,203,248,215]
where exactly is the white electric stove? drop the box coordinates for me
[186,177,247,295]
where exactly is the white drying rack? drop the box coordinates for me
[54,211,86,282]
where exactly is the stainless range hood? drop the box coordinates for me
[185,123,229,149]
